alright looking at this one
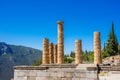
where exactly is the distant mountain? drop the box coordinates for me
[0,42,42,80]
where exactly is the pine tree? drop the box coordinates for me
[118,44,120,54]
[103,22,118,57]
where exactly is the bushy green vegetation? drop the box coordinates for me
[64,51,94,63]
[32,58,42,66]
[64,54,74,64]
[118,45,120,54]
[83,50,94,62]
[70,51,75,58]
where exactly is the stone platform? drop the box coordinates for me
[14,64,98,80]
[99,71,120,80]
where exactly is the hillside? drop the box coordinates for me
[0,42,42,80]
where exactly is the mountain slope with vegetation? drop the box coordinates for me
[0,42,42,80]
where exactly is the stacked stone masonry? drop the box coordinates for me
[94,32,102,64]
[49,43,54,64]
[42,38,49,64]
[14,64,98,80]
[54,44,57,63]
[14,69,98,80]
[57,21,64,64]
[75,40,83,64]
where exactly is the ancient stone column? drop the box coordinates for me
[49,43,54,64]
[57,21,64,64]
[42,38,49,64]
[54,44,57,63]
[94,32,102,64]
[75,40,83,64]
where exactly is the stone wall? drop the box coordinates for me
[14,64,98,80]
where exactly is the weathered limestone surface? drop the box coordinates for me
[99,71,120,80]
[75,40,83,64]
[57,21,64,64]
[54,44,57,63]
[49,43,54,64]
[42,38,49,64]
[14,64,98,80]
[94,32,102,64]
[76,64,97,70]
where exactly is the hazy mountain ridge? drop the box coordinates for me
[0,42,42,80]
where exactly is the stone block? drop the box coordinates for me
[63,72,73,78]
[37,71,50,77]
[27,76,36,80]
[74,73,86,78]
[36,77,50,80]
[51,72,58,77]
[14,70,29,77]
[14,77,27,80]
[76,64,97,70]
[71,78,80,80]
[86,74,98,79]
[61,78,71,80]
[29,70,37,76]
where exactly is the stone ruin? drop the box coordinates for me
[42,38,49,64]
[13,21,104,80]
[75,40,82,64]
[94,32,102,64]
[42,21,102,65]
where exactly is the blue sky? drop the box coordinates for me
[0,0,120,54]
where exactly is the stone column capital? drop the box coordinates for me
[57,21,64,25]
[75,40,81,43]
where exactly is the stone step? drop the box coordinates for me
[41,64,77,68]
[14,66,49,70]
[111,71,120,74]
[76,64,97,70]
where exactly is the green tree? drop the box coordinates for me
[70,51,75,58]
[83,50,94,62]
[118,44,120,54]
[83,50,89,61]
[102,22,118,58]
[32,58,42,66]
[64,56,74,64]
[88,51,94,61]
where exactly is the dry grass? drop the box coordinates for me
[99,71,109,76]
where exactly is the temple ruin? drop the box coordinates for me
[14,21,118,80]
[42,21,102,65]
[42,22,102,65]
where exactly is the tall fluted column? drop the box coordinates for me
[94,32,102,64]
[49,43,54,64]
[75,40,83,64]
[54,44,57,63]
[57,21,64,64]
[42,38,49,64]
